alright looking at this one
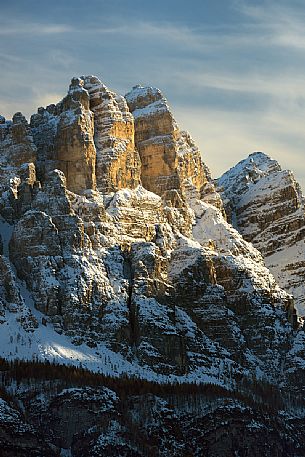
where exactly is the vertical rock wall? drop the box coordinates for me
[31,77,96,194]
[82,75,141,193]
[125,85,212,199]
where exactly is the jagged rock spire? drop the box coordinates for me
[31,77,96,194]
[125,85,215,202]
[81,75,141,193]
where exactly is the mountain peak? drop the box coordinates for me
[219,151,305,315]
[1,74,305,455]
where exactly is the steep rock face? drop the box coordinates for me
[0,77,303,390]
[0,113,37,222]
[72,396,305,457]
[8,170,126,346]
[3,171,296,384]
[30,76,142,195]
[31,77,96,194]
[218,152,305,316]
[0,113,36,188]
[23,386,118,450]
[125,86,222,210]
[2,76,305,455]
[82,75,141,193]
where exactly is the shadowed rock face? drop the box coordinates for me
[218,151,305,316]
[0,396,57,457]
[2,383,305,457]
[0,113,37,222]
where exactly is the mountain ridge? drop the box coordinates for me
[0,75,305,456]
[218,151,305,316]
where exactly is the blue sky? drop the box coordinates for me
[1,0,305,187]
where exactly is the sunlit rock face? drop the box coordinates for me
[30,76,141,195]
[125,85,223,211]
[82,75,141,193]
[218,151,305,316]
[0,77,303,394]
[31,77,96,194]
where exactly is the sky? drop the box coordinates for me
[1,0,305,187]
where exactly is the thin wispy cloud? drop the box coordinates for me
[236,0,305,49]
[0,22,73,36]
[85,8,305,54]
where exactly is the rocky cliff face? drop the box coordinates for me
[31,77,96,194]
[218,152,305,316]
[125,85,223,210]
[0,113,37,222]
[0,77,305,455]
[83,75,141,193]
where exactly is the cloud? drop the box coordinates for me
[236,0,305,50]
[33,92,65,110]
[171,67,305,99]
[82,5,305,56]
[0,22,73,36]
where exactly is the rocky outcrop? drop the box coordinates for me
[0,113,37,222]
[3,168,296,383]
[0,78,304,394]
[218,152,305,316]
[31,77,96,194]
[24,386,118,450]
[72,395,305,457]
[30,76,142,195]
[82,75,141,193]
[1,75,305,455]
[0,396,57,457]
[0,112,37,188]
[125,86,222,210]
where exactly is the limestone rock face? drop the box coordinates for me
[125,86,222,209]
[82,75,141,193]
[3,171,296,383]
[218,152,305,316]
[0,113,37,221]
[2,76,305,455]
[30,76,141,195]
[0,113,36,177]
[0,76,304,394]
[0,253,38,332]
[31,78,96,194]
[25,386,119,450]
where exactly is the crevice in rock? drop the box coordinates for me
[123,249,139,348]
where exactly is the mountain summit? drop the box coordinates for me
[0,77,305,455]
[218,151,305,315]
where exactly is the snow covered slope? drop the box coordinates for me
[218,152,305,316]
